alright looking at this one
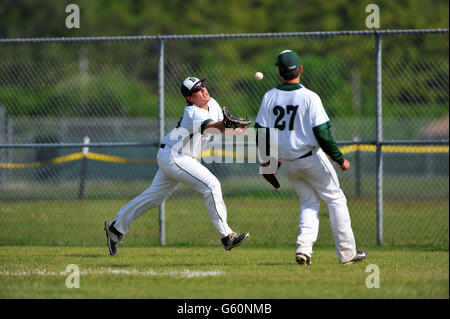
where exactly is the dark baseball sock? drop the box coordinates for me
[110,221,123,236]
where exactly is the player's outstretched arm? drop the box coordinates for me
[203,120,246,135]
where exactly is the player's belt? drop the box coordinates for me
[160,144,166,149]
[298,151,312,159]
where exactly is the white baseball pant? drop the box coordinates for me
[113,147,233,238]
[281,148,357,263]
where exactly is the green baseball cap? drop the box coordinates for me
[275,50,300,72]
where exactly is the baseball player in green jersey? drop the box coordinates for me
[255,50,367,265]
[104,77,250,256]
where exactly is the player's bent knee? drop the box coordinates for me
[207,179,222,193]
[327,193,348,207]
[301,199,321,211]
[198,183,222,199]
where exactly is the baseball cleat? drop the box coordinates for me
[295,253,312,266]
[342,250,368,264]
[104,220,123,256]
[221,232,250,251]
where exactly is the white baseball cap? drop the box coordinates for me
[180,77,206,97]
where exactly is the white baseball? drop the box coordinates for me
[254,72,263,80]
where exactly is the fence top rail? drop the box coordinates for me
[0,140,448,149]
[0,29,448,44]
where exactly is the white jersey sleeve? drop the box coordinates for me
[309,92,330,128]
[161,97,224,157]
[255,92,271,127]
[187,107,211,133]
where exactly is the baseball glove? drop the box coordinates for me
[222,107,252,129]
[261,160,281,189]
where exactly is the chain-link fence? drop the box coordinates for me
[0,30,448,248]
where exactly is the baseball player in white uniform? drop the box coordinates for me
[104,77,250,256]
[255,50,367,265]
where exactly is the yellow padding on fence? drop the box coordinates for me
[198,149,248,161]
[85,152,156,165]
[0,152,84,169]
[382,145,449,153]
[340,145,449,154]
[0,145,448,169]
[0,152,156,169]
[340,145,375,154]
[200,145,449,159]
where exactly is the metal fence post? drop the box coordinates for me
[375,33,383,246]
[78,136,90,200]
[157,38,166,246]
[0,105,5,187]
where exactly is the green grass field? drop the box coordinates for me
[0,196,447,247]
[1,183,448,300]
[0,246,448,299]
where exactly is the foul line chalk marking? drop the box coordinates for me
[0,268,225,278]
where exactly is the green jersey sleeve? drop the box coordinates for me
[313,121,344,165]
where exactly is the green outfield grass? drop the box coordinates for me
[1,180,448,300]
[1,174,448,201]
[0,196,448,248]
[0,246,448,299]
